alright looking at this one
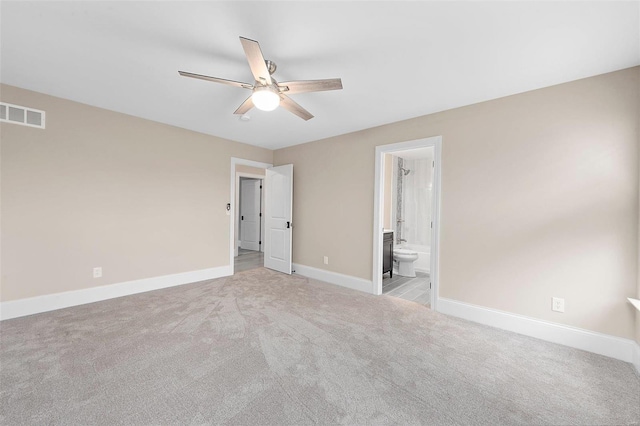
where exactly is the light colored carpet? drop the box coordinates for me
[1,267,638,425]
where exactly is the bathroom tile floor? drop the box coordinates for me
[236,248,431,308]
[383,271,431,307]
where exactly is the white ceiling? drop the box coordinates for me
[2,2,638,150]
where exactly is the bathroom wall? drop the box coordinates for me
[394,149,434,273]
[400,154,434,249]
[637,83,640,348]
[395,157,404,241]
[382,154,394,230]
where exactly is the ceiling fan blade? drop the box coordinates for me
[239,37,272,86]
[280,95,314,121]
[278,79,343,95]
[178,71,253,89]
[233,96,254,115]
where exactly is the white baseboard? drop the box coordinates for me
[0,265,232,321]
[632,342,640,375]
[293,263,374,294]
[437,297,638,364]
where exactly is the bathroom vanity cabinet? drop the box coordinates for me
[383,231,394,277]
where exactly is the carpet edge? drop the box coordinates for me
[292,263,374,294]
[0,265,232,320]
[438,296,638,364]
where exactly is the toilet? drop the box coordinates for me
[393,248,419,277]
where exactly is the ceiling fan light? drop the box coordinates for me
[252,87,280,111]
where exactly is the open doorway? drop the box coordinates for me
[239,177,263,252]
[230,158,294,276]
[373,137,442,310]
[230,158,272,275]
[382,147,434,305]
[237,176,264,273]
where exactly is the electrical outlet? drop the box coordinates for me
[323,256,329,265]
[552,297,565,313]
[93,267,102,278]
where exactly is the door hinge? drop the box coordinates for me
[259,213,262,217]
[430,221,433,229]
[260,185,262,189]
[241,215,244,220]
[432,160,435,167]
[259,241,262,245]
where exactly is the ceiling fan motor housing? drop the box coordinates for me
[265,60,277,75]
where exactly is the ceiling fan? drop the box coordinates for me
[178,36,343,121]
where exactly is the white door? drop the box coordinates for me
[240,178,261,251]
[264,164,293,274]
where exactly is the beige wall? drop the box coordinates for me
[382,154,393,230]
[236,165,266,176]
[275,67,640,339]
[0,84,272,301]
[2,68,639,341]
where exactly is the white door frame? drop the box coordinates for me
[230,157,273,274]
[372,136,442,310]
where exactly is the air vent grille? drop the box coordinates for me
[0,102,45,129]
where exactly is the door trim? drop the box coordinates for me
[372,136,442,310]
[230,157,273,275]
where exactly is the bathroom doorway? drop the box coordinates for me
[372,137,442,310]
